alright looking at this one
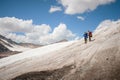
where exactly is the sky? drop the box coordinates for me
[0,0,120,45]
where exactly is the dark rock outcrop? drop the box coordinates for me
[0,43,10,52]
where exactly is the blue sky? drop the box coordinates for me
[0,0,120,44]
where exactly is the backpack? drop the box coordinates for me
[89,32,92,37]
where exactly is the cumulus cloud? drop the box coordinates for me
[58,0,115,15]
[49,6,62,13]
[0,17,33,33]
[6,33,29,43]
[0,17,76,45]
[77,16,85,21]
[40,23,76,44]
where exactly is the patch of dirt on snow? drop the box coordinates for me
[0,51,21,59]
[12,65,74,80]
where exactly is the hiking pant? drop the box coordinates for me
[84,38,87,43]
[89,36,91,41]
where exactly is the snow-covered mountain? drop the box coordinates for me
[0,35,42,58]
[19,43,43,48]
[0,35,31,52]
[0,20,120,80]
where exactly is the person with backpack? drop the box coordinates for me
[83,32,88,44]
[88,30,92,41]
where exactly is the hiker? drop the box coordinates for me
[83,32,88,44]
[88,30,92,41]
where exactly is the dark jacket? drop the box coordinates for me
[83,33,88,38]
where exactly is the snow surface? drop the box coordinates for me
[0,41,75,68]
[0,20,120,80]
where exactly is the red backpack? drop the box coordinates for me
[89,32,92,37]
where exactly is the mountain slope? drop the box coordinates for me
[0,20,120,80]
[0,35,34,58]
[0,34,32,52]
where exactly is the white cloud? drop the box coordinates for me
[40,23,76,44]
[0,17,33,33]
[58,0,115,15]
[0,17,76,45]
[6,33,29,43]
[49,6,62,13]
[77,16,85,21]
